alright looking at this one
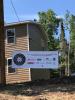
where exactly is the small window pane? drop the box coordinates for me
[8,59,12,66]
[7,30,14,36]
[8,67,15,73]
[8,37,15,43]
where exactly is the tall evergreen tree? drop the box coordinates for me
[70,15,75,50]
[60,20,66,51]
[60,20,68,76]
[70,15,75,65]
[65,11,75,73]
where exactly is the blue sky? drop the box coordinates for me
[4,0,75,23]
[4,0,75,41]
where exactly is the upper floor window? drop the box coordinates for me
[6,29,15,43]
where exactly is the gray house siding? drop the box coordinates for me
[28,24,50,81]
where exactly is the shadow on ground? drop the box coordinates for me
[0,76,75,96]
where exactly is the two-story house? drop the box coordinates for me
[1,21,50,84]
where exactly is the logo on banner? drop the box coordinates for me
[13,53,26,66]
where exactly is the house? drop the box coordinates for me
[0,20,50,84]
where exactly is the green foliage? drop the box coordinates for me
[70,15,75,50]
[38,9,59,50]
[50,69,60,78]
[65,11,75,73]
[65,10,70,30]
[60,21,67,51]
[55,38,60,49]
[65,11,75,51]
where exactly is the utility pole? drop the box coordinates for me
[0,0,6,84]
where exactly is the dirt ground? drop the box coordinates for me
[0,91,75,100]
[0,79,75,100]
[0,92,75,100]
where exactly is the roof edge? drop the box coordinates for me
[4,20,38,26]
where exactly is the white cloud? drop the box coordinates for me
[56,15,64,19]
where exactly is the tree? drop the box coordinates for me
[65,11,75,73]
[60,20,68,76]
[70,15,75,51]
[70,15,75,65]
[38,9,59,50]
[60,20,66,52]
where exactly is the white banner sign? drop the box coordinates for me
[12,51,58,69]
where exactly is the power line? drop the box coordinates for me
[10,0,20,22]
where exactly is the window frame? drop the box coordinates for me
[7,58,16,74]
[6,28,16,44]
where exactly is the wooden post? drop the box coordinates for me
[0,0,6,84]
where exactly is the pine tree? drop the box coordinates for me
[70,15,75,65]
[60,20,68,76]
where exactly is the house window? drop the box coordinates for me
[7,58,16,73]
[6,29,15,43]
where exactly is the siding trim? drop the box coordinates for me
[27,24,31,81]
[27,24,29,51]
